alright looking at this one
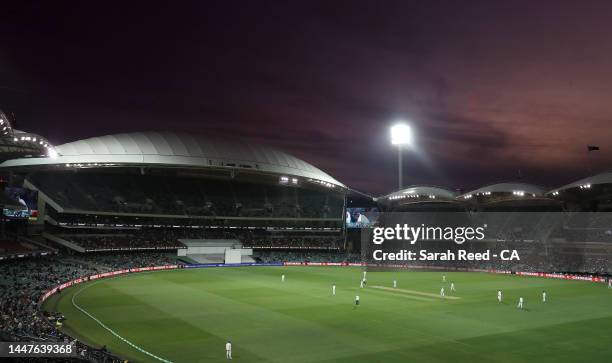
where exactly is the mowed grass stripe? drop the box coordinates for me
[365,286,439,302]
[370,285,461,300]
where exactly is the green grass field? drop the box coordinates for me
[43,267,612,363]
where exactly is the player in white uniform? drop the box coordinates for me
[608,279,611,288]
[281,274,285,282]
[542,291,546,303]
[442,275,446,282]
[497,290,502,303]
[517,297,524,309]
[355,295,360,307]
[440,287,445,297]
[332,284,336,296]
[393,279,397,288]
[363,271,367,280]
[450,282,455,292]
[360,279,364,288]
[225,340,232,360]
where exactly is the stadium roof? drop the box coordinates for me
[550,171,612,193]
[381,185,457,200]
[460,182,546,197]
[0,131,345,188]
[0,110,56,160]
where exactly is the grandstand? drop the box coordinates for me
[0,131,347,261]
[548,171,612,211]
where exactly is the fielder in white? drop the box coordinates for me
[517,297,524,309]
[393,279,397,288]
[608,279,611,288]
[450,282,455,292]
[542,291,547,303]
[497,290,502,303]
[360,279,364,288]
[225,340,232,360]
[281,274,285,282]
[440,287,445,297]
[332,284,336,296]
[442,275,446,282]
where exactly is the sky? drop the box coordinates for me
[1,0,612,195]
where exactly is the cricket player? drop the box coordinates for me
[442,275,446,282]
[360,279,364,288]
[517,297,524,309]
[542,291,546,302]
[440,287,445,297]
[450,282,455,292]
[225,340,232,360]
[393,279,397,288]
[355,295,360,306]
[332,284,336,296]
[281,274,285,282]
[608,279,611,288]
[363,271,367,280]
[497,290,502,303]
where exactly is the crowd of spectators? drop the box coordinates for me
[241,235,342,249]
[76,252,178,270]
[0,239,35,255]
[64,231,187,251]
[254,250,360,263]
[0,252,178,362]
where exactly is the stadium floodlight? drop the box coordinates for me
[391,123,412,145]
[390,122,412,189]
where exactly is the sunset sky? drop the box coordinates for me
[1,1,611,194]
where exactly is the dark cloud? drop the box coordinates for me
[1,1,611,194]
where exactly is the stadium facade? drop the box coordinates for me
[0,125,610,259]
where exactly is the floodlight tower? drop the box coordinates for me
[390,122,412,190]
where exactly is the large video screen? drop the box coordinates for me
[4,187,39,219]
[346,207,380,228]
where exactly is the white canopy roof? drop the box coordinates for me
[382,185,457,200]
[0,131,345,187]
[460,182,546,197]
[550,171,612,193]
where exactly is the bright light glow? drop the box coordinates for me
[47,147,58,158]
[390,123,412,145]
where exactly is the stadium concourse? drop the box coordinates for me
[0,129,610,362]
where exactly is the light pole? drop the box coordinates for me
[390,123,412,190]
